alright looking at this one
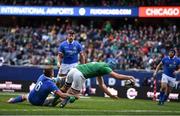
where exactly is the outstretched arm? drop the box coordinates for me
[54,90,79,99]
[153,61,163,78]
[54,90,69,99]
[109,71,135,83]
[96,76,118,99]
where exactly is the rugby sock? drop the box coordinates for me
[10,96,24,103]
[159,91,164,102]
[51,95,60,106]
[163,93,169,102]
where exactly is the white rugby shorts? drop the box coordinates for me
[161,74,176,87]
[58,63,78,75]
[66,68,86,91]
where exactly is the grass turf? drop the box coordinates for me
[0,92,179,115]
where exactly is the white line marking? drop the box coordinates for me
[0,109,180,113]
[0,92,91,99]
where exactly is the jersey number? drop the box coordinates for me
[35,81,43,91]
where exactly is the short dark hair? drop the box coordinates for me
[169,49,176,55]
[43,65,54,77]
[68,30,75,34]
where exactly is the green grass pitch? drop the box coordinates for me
[0,92,179,115]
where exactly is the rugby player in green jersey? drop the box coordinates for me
[59,60,136,108]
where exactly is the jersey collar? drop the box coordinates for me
[43,74,52,80]
[67,40,74,44]
[168,56,176,59]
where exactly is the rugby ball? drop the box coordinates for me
[124,80,134,87]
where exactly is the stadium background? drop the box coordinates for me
[0,0,180,115]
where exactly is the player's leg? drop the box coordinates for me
[60,69,85,108]
[158,74,168,105]
[60,89,80,108]
[8,94,27,103]
[51,65,72,104]
[50,68,75,106]
[163,77,176,102]
[43,96,62,106]
[56,64,69,88]
[163,85,171,102]
[158,83,167,105]
[60,68,75,93]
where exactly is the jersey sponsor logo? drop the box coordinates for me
[139,7,180,17]
[65,50,77,55]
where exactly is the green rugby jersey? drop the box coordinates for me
[76,62,112,79]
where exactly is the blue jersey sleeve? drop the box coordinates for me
[77,42,83,53]
[178,58,180,66]
[161,57,166,64]
[49,82,59,92]
[58,43,64,54]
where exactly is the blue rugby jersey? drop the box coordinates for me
[28,74,59,106]
[58,40,83,64]
[162,56,180,78]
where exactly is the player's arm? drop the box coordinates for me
[174,64,180,75]
[54,90,69,99]
[80,52,85,64]
[57,43,64,68]
[96,76,118,99]
[153,61,163,78]
[78,42,85,64]
[109,71,135,83]
[57,53,63,68]
[54,90,79,99]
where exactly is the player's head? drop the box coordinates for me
[168,49,176,58]
[67,30,75,43]
[43,65,54,78]
[107,58,117,69]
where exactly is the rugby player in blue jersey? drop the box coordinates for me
[8,65,77,106]
[57,30,85,78]
[153,49,180,105]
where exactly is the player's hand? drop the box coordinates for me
[129,76,136,85]
[57,63,61,68]
[173,71,179,75]
[153,72,157,78]
[110,95,119,99]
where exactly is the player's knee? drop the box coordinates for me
[60,82,71,93]
[22,94,27,100]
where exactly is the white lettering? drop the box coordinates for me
[1,7,45,15]
[0,81,22,90]
[90,9,132,15]
[146,8,180,16]
[147,91,179,100]
[0,7,74,15]
[108,78,116,86]
[46,8,74,15]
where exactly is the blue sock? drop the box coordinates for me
[11,96,24,103]
[159,91,164,102]
[163,94,169,102]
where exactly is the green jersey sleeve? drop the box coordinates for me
[100,67,112,75]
